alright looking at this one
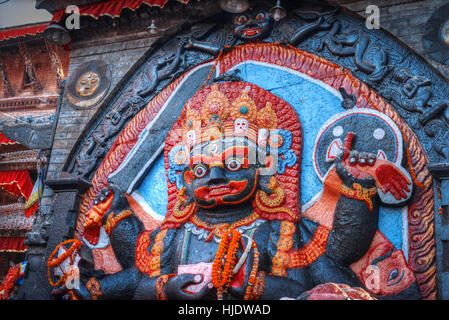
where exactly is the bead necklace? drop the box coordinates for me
[190,211,260,241]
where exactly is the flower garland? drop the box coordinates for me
[212,229,241,300]
[243,242,259,300]
[47,239,82,288]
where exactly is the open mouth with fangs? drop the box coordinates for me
[243,28,261,37]
[194,181,248,201]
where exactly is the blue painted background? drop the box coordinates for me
[135,62,405,252]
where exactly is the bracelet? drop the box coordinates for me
[86,277,103,300]
[340,183,377,211]
[104,209,133,235]
[243,242,259,300]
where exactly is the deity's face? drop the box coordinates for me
[183,137,261,209]
[233,8,272,41]
[76,71,100,97]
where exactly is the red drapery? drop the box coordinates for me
[51,0,191,23]
[0,0,193,42]
[0,133,18,146]
[0,24,49,42]
[0,171,33,201]
[0,237,27,253]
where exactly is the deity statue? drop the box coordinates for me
[51,82,422,300]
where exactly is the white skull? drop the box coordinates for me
[234,118,249,134]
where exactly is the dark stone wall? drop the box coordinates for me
[334,0,449,79]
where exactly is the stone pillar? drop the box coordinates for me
[17,177,91,300]
[428,162,449,300]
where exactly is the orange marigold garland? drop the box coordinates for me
[47,239,82,288]
[251,271,266,300]
[190,211,259,241]
[243,241,260,300]
[212,229,241,300]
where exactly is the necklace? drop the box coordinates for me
[190,211,260,242]
[212,229,241,300]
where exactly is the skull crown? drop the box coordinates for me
[183,84,279,148]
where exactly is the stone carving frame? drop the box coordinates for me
[60,0,447,299]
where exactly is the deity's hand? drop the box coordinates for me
[336,132,412,201]
[85,183,132,227]
[165,274,216,300]
[51,269,105,300]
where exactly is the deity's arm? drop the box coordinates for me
[76,213,146,300]
[184,38,222,56]
[254,274,308,300]
[105,213,145,269]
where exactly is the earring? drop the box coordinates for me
[172,187,196,221]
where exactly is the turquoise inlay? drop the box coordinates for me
[240,106,249,114]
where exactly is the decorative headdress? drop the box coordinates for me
[163,82,303,229]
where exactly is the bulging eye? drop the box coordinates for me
[234,15,248,25]
[255,12,265,20]
[193,164,207,178]
[226,158,243,171]
[388,268,399,281]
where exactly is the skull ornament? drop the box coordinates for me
[234,118,249,134]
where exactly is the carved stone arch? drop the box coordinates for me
[64,0,446,299]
